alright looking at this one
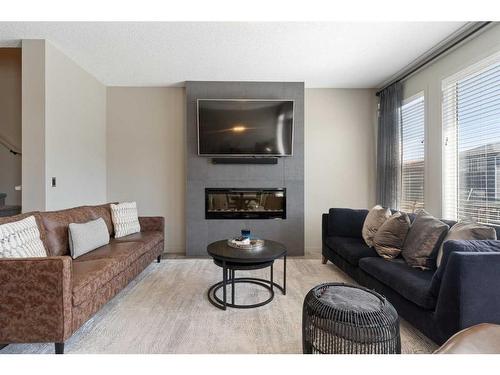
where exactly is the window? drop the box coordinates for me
[400,94,425,212]
[442,52,500,226]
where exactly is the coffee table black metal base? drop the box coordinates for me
[207,257,286,310]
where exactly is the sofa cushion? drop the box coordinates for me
[72,258,117,306]
[110,202,141,238]
[325,236,378,266]
[373,211,411,259]
[0,211,47,250]
[436,222,497,267]
[72,241,149,306]
[328,208,368,238]
[402,210,449,270]
[362,205,391,247]
[430,239,500,297]
[41,204,115,257]
[359,257,436,310]
[85,204,115,237]
[0,215,47,258]
[69,218,110,259]
[112,231,163,250]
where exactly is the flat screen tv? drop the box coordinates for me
[197,99,294,156]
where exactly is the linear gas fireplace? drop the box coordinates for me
[205,188,286,220]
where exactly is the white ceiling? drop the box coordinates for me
[0,22,465,88]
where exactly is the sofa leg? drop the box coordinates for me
[157,255,161,263]
[55,342,64,354]
[322,255,328,264]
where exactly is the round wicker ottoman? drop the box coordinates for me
[302,283,401,354]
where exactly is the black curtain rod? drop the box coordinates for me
[375,22,492,97]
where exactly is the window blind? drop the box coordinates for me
[442,52,500,226]
[400,95,425,212]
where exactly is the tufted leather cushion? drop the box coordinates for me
[72,240,151,306]
[434,323,500,354]
[40,204,114,257]
[113,231,163,249]
[86,204,115,236]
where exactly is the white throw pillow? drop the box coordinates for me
[69,218,110,259]
[110,202,141,238]
[0,215,47,258]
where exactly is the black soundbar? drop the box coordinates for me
[211,157,278,165]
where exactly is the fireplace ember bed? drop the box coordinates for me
[205,188,286,220]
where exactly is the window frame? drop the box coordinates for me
[441,51,500,224]
[400,91,426,213]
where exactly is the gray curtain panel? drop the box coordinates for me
[376,82,403,209]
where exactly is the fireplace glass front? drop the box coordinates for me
[205,188,286,219]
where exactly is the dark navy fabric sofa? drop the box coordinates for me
[322,208,500,345]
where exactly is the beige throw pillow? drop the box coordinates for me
[373,211,411,259]
[69,218,110,259]
[436,222,497,267]
[0,215,47,258]
[110,202,141,238]
[402,210,449,270]
[362,205,391,247]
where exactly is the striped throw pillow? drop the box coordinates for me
[0,215,47,258]
[110,202,141,238]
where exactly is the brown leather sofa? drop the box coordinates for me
[434,323,500,354]
[0,203,164,354]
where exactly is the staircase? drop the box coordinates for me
[0,193,22,218]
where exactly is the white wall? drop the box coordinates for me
[44,41,107,210]
[0,48,22,206]
[403,24,500,217]
[106,87,186,253]
[21,40,107,212]
[305,89,376,252]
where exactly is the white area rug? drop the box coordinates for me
[2,259,437,354]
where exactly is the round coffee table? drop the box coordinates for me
[207,239,287,310]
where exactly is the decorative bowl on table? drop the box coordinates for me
[227,237,264,250]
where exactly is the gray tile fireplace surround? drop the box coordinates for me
[185,81,305,256]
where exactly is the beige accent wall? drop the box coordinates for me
[21,40,46,212]
[44,41,107,210]
[106,87,186,253]
[0,48,22,206]
[21,39,107,212]
[403,24,500,217]
[305,89,376,252]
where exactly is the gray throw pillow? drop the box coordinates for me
[68,218,110,259]
[402,210,449,270]
[362,205,391,247]
[373,211,411,259]
[436,222,497,267]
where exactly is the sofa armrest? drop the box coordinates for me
[435,251,500,341]
[322,213,329,245]
[139,216,165,233]
[0,256,73,343]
